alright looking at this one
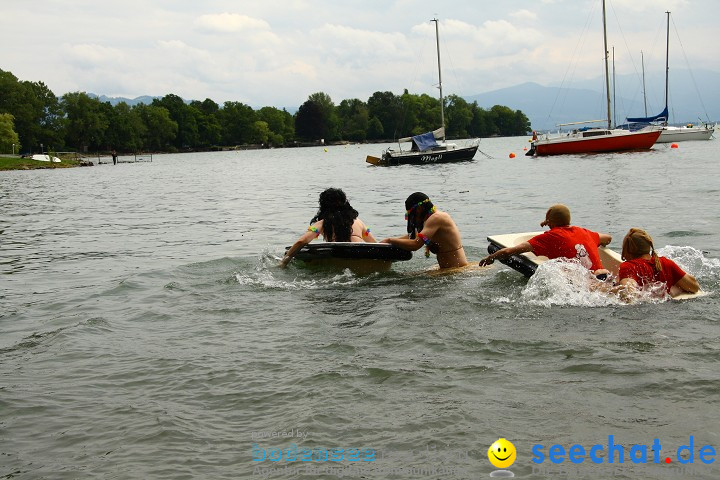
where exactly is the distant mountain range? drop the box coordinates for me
[87,94,160,106]
[465,68,720,131]
[89,67,719,132]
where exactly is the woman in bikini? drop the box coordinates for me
[380,192,468,269]
[280,188,377,267]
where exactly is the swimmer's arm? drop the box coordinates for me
[611,277,639,303]
[598,233,612,246]
[280,230,318,267]
[361,222,378,243]
[673,273,700,295]
[479,242,532,266]
[380,236,424,251]
[381,221,442,251]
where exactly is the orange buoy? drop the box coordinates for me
[671,143,679,149]
[523,147,528,151]
[509,152,516,158]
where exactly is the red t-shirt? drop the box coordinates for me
[618,257,687,292]
[527,226,604,271]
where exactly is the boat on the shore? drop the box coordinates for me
[527,0,662,157]
[31,154,61,163]
[367,19,478,166]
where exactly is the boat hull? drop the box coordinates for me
[377,144,478,166]
[656,127,714,143]
[532,130,661,156]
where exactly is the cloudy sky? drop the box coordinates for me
[2,0,717,109]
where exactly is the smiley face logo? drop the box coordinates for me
[488,438,516,469]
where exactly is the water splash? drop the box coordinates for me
[521,259,624,307]
[233,250,369,290]
[658,245,720,289]
[519,245,718,307]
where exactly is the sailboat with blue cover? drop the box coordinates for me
[366,19,479,166]
[624,11,715,142]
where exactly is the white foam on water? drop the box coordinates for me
[519,245,718,307]
[520,258,625,307]
[233,250,366,290]
[658,245,720,288]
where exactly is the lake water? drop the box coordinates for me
[2,137,720,479]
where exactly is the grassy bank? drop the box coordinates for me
[0,156,86,171]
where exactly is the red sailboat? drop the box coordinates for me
[527,0,661,156]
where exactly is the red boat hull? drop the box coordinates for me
[533,130,661,156]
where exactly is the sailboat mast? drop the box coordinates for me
[664,11,670,114]
[612,46,616,128]
[641,51,648,116]
[602,0,612,129]
[432,18,446,142]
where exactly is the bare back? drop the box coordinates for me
[420,211,468,268]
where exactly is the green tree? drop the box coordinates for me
[445,95,473,138]
[294,100,324,141]
[411,93,440,136]
[0,113,20,153]
[257,106,294,145]
[337,98,369,142]
[367,91,403,140]
[489,105,530,136]
[190,99,222,147]
[25,81,65,151]
[367,116,384,140]
[0,71,64,152]
[104,102,146,151]
[153,94,198,149]
[219,101,256,145]
[250,120,270,145]
[306,92,339,141]
[135,104,177,150]
[61,92,108,151]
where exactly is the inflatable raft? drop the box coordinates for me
[286,242,412,273]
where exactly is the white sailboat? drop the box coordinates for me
[625,11,715,142]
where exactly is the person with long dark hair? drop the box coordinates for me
[280,188,377,267]
[380,192,468,269]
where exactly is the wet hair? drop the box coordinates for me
[310,188,358,242]
[405,192,434,239]
[540,204,571,227]
[622,228,662,272]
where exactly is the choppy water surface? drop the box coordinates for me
[2,138,720,479]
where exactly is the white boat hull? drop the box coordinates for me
[31,154,61,163]
[656,126,714,143]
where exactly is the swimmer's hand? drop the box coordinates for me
[279,257,290,268]
[479,256,494,266]
[379,238,393,244]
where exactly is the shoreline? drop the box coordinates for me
[0,156,93,171]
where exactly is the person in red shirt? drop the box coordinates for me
[479,204,612,277]
[616,228,699,298]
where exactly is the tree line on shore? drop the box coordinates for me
[0,68,531,154]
